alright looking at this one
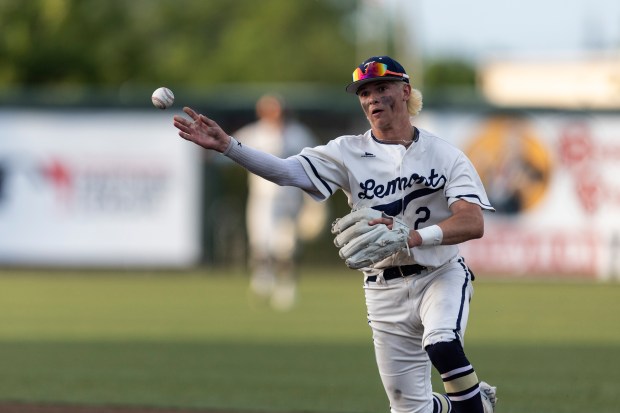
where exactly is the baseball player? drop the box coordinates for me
[173,55,497,413]
[234,94,320,310]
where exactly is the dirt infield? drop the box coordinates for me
[0,404,257,413]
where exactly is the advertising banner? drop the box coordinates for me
[0,110,202,267]
[418,110,620,279]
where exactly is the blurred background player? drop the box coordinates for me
[234,94,324,310]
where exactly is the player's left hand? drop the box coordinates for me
[331,207,411,269]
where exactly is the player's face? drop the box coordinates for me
[357,81,409,128]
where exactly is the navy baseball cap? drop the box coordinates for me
[346,56,410,94]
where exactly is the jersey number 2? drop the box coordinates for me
[414,207,430,230]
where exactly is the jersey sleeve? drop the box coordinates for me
[293,140,349,201]
[445,153,495,211]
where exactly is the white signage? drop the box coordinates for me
[0,110,202,267]
[418,111,620,279]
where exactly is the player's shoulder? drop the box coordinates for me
[417,127,454,146]
[297,131,369,160]
[331,130,372,147]
[417,127,464,154]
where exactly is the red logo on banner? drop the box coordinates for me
[559,124,594,169]
[41,159,73,204]
[558,123,600,213]
[575,172,603,214]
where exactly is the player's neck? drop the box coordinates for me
[372,123,415,147]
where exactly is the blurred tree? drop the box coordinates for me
[0,0,357,88]
[423,58,476,90]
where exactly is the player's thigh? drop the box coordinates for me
[419,262,474,347]
[246,199,276,246]
[364,278,413,328]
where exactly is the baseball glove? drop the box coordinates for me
[331,207,410,269]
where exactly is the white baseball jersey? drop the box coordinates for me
[294,127,494,270]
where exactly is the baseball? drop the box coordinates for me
[151,87,174,109]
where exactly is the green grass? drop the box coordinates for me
[0,269,618,413]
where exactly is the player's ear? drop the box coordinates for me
[402,83,412,101]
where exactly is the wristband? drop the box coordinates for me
[417,225,443,246]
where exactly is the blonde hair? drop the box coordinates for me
[407,88,423,117]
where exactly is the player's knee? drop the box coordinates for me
[423,328,461,349]
[425,339,469,373]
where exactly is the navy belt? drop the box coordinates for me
[366,264,427,282]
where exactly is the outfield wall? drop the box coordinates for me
[1,108,619,279]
